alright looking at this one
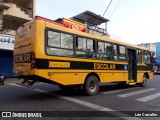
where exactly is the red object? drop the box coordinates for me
[36,16,64,27]
[63,21,85,32]
[63,21,72,29]
[79,26,85,32]
[36,16,85,32]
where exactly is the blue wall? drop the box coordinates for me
[156,42,160,65]
[0,50,14,77]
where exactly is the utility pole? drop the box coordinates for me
[33,0,36,19]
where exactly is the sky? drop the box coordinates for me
[36,0,160,45]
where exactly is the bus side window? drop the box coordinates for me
[97,42,105,59]
[61,33,73,49]
[119,46,127,61]
[76,37,86,51]
[46,30,74,57]
[76,37,86,58]
[113,45,118,60]
[143,51,151,64]
[86,39,95,58]
[105,43,113,60]
[48,31,61,47]
[76,37,95,58]
[137,50,142,64]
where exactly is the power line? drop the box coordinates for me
[102,0,113,17]
[38,0,84,13]
[37,1,80,13]
[88,0,113,34]
[89,0,113,25]
[109,0,122,19]
[45,0,85,11]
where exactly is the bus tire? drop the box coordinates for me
[139,75,147,87]
[83,75,99,96]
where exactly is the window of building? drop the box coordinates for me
[137,50,142,64]
[46,30,74,57]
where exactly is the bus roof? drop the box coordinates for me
[33,18,149,51]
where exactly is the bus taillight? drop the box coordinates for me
[31,52,36,69]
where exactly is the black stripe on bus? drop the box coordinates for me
[137,65,152,71]
[36,59,151,71]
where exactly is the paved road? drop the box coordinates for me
[0,75,160,120]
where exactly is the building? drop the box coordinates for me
[0,0,34,34]
[154,42,160,66]
[0,0,34,77]
[71,10,110,37]
[0,34,15,76]
[138,43,156,55]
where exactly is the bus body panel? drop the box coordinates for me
[14,21,36,75]
[35,21,46,59]
[36,69,153,85]
[13,19,153,86]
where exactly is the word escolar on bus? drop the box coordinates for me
[94,63,116,70]
[14,53,31,63]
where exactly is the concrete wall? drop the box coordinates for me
[0,0,33,32]
[4,4,32,20]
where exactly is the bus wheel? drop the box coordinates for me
[84,75,99,96]
[139,75,147,87]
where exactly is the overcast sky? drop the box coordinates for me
[36,0,160,45]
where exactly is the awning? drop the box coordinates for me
[71,10,109,26]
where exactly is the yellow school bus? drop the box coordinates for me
[13,16,153,95]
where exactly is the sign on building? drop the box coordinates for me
[0,34,15,50]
